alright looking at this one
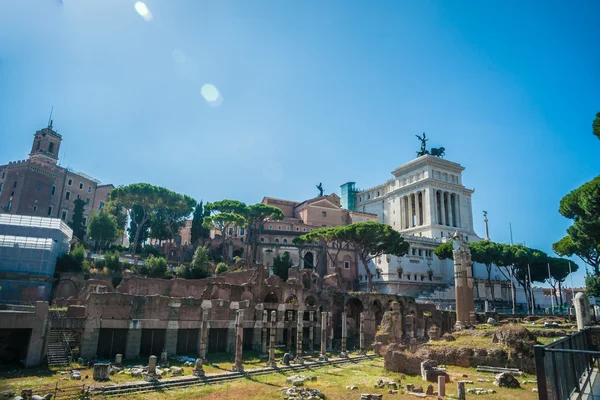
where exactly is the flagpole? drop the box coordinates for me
[528,264,534,314]
[548,262,554,314]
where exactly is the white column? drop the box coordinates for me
[415,192,422,226]
[449,193,454,227]
[427,188,435,226]
[408,194,413,228]
[399,196,405,230]
[456,194,462,228]
[440,191,446,226]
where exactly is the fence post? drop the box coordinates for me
[534,345,548,400]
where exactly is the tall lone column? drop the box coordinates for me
[232,309,244,372]
[438,375,446,397]
[319,311,328,361]
[358,312,365,355]
[199,309,209,360]
[452,233,476,328]
[457,381,466,400]
[340,311,348,358]
[295,309,304,364]
[266,310,277,367]
[262,310,268,355]
[308,311,315,354]
[327,312,333,352]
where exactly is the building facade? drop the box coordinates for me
[0,123,112,233]
[0,214,73,303]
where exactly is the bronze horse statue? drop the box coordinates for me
[430,147,445,158]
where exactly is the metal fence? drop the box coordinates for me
[534,327,600,399]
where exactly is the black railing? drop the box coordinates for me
[534,327,600,399]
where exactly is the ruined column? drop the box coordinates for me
[199,309,209,360]
[319,311,328,361]
[192,357,205,377]
[574,292,592,331]
[308,311,315,354]
[438,375,446,397]
[232,309,244,372]
[327,312,333,352]
[295,309,304,364]
[267,310,277,367]
[457,381,466,400]
[144,355,158,381]
[340,311,348,358]
[358,312,365,355]
[262,310,268,355]
[452,233,477,328]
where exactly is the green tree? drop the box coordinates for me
[593,111,600,141]
[70,198,86,240]
[87,210,118,250]
[104,251,122,273]
[190,201,210,246]
[338,221,409,292]
[434,241,454,260]
[203,200,247,264]
[143,255,170,278]
[104,201,128,240]
[553,175,600,275]
[55,244,86,273]
[242,203,284,263]
[547,257,579,306]
[162,194,196,243]
[215,262,228,275]
[586,275,600,297]
[149,210,172,242]
[273,251,293,281]
[127,204,150,251]
[470,240,503,306]
[177,246,212,279]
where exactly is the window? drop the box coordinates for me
[61,210,67,221]
[49,142,54,153]
[367,194,371,200]
[77,194,81,199]
[65,191,71,200]
[82,217,87,226]
[99,201,104,209]
[344,261,350,269]
[51,185,56,195]
[88,186,92,193]
[228,228,233,235]
[286,226,290,231]
[283,239,288,245]
[13,181,17,188]
[260,237,264,243]
[33,205,37,212]
[303,228,306,232]
[322,211,327,217]
[278,225,281,230]
[296,227,299,231]
[7,201,12,211]
[1,172,4,179]
[268,225,272,230]
[239,228,245,236]
[275,238,279,244]
[85,198,90,205]
[47,206,53,216]
[79,182,84,190]
[377,191,380,197]
[0,183,2,191]
[67,179,72,186]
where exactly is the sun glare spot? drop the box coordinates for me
[201,84,223,107]
[134,2,153,21]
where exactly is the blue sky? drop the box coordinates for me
[0,1,598,286]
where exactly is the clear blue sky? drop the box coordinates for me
[1,1,598,286]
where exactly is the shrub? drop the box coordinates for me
[105,251,121,272]
[144,255,169,278]
[215,262,228,275]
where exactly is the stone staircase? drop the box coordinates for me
[46,328,77,367]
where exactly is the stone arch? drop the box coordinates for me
[304,295,317,307]
[304,251,314,268]
[264,291,279,303]
[285,295,298,305]
[371,299,384,326]
[345,298,364,345]
[52,279,79,302]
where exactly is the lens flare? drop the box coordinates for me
[134,2,153,21]
[201,84,223,107]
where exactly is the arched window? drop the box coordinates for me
[283,239,288,245]
[48,142,54,153]
[278,225,281,230]
[260,237,265,243]
[275,238,279,244]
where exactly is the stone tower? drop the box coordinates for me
[29,122,62,166]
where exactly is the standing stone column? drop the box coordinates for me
[440,192,446,226]
[199,309,209,360]
[574,292,592,331]
[457,381,466,400]
[144,355,157,381]
[438,375,446,397]
[308,311,315,354]
[452,233,476,328]
[262,310,268,355]
[358,312,365,355]
[327,312,333,352]
[295,309,304,364]
[267,310,277,367]
[319,311,328,361]
[340,311,348,358]
[232,309,244,372]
